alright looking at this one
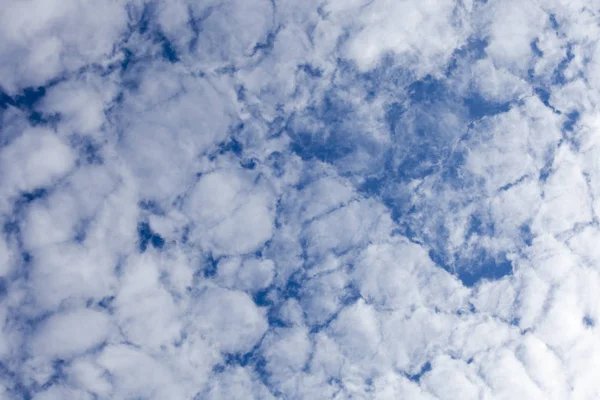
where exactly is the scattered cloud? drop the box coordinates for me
[2,0,600,398]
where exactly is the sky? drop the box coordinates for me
[1,0,600,398]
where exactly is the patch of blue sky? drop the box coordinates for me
[137,221,165,252]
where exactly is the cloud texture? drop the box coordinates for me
[2,0,600,398]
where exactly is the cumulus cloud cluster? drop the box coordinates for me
[1,0,600,398]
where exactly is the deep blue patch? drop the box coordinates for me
[408,77,447,104]
[223,349,256,368]
[215,64,238,76]
[340,283,361,306]
[463,94,511,120]
[218,343,265,372]
[520,224,534,247]
[254,247,265,259]
[131,4,179,63]
[359,60,412,97]
[218,135,243,156]
[160,34,179,63]
[136,4,151,34]
[405,361,431,383]
[456,302,476,316]
[21,188,47,203]
[240,158,256,170]
[281,273,303,299]
[390,112,463,184]
[218,342,276,391]
[0,278,7,298]
[584,316,595,328]
[266,308,290,328]
[254,356,273,391]
[22,252,32,264]
[290,130,355,162]
[445,37,488,76]
[538,151,554,182]
[298,63,323,78]
[466,213,489,237]
[81,142,103,165]
[382,79,470,185]
[328,376,343,388]
[313,93,351,125]
[73,220,89,243]
[0,91,11,110]
[364,377,374,392]
[203,255,219,278]
[120,48,134,72]
[139,199,163,215]
[98,296,115,310]
[40,359,67,390]
[552,43,574,85]
[534,87,553,110]
[358,175,390,201]
[0,362,32,400]
[437,147,468,187]
[187,6,215,51]
[253,288,272,307]
[428,249,447,270]
[13,86,46,109]
[288,93,362,163]
[137,222,165,252]
[0,86,48,124]
[549,13,560,31]
[429,249,513,287]
[179,225,191,244]
[396,147,440,181]
[266,113,288,138]
[499,175,528,192]
[70,135,103,165]
[384,102,405,133]
[235,85,246,102]
[250,26,281,56]
[563,110,579,132]
[457,256,513,287]
[530,39,544,57]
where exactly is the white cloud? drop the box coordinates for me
[261,326,312,389]
[96,344,190,399]
[0,0,128,92]
[185,168,275,256]
[0,127,75,205]
[482,0,546,74]
[29,308,110,359]
[38,79,115,136]
[325,0,471,75]
[114,253,183,350]
[191,287,268,354]
[33,386,93,400]
[4,0,600,398]
[203,366,276,400]
[216,256,275,292]
[0,235,14,278]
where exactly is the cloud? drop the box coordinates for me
[29,309,110,359]
[0,127,75,206]
[3,0,600,398]
[185,168,276,256]
[0,0,128,93]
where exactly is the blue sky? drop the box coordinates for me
[1,0,600,398]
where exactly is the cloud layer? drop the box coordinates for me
[1,0,600,398]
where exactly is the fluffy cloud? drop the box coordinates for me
[29,309,111,359]
[2,0,600,399]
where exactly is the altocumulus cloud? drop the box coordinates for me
[1,0,600,399]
